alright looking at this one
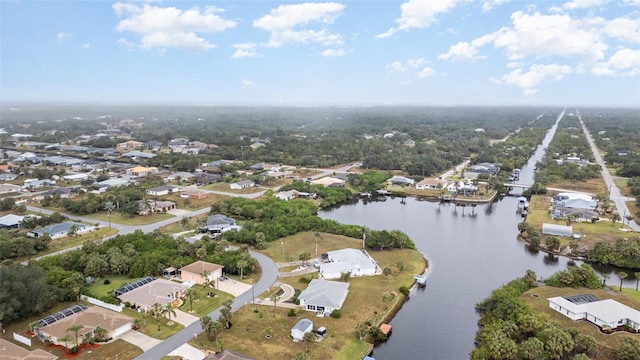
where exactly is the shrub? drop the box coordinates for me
[294,298,300,305]
[399,286,410,296]
[330,309,341,318]
[103,279,111,285]
[288,308,297,317]
[124,302,131,308]
[299,276,312,284]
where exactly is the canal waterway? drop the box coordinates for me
[318,109,633,359]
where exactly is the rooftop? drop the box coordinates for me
[180,260,224,275]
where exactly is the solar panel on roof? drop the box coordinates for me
[38,304,87,327]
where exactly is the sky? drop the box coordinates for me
[1,0,639,107]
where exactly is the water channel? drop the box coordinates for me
[318,110,633,359]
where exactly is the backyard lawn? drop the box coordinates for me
[198,232,426,360]
[179,286,233,317]
[85,275,134,299]
[121,307,184,340]
[86,212,175,226]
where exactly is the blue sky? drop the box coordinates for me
[1,0,639,106]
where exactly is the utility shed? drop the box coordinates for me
[542,223,573,237]
[291,318,313,342]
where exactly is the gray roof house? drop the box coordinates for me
[207,214,236,233]
[27,222,89,239]
[0,214,25,229]
[298,279,350,316]
[541,223,573,238]
[146,185,178,196]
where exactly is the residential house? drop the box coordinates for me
[0,214,26,229]
[297,279,350,316]
[35,187,74,201]
[415,178,447,190]
[117,278,188,311]
[319,248,378,280]
[195,173,222,185]
[188,141,208,149]
[27,222,89,239]
[169,138,189,147]
[126,166,159,178]
[276,190,299,201]
[0,173,18,181]
[0,338,58,360]
[446,181,479,195]
[137,200,176,215]
[541,223,573,237]
[121,151,156,159]
[248,163,264,171]
[468,162,501,174]
[206,214,237,233]
[291,318,313,342]
[552,192,598,211]
[230,180,255,190]
[311,177,345,187]
[146,185,177,196]
[117,140,144,150]
[144,140,163,149]
[37,306,133,349]
[548,295,640,332]
[94,178,129,190]
[0,183,21,194]
[180,260,224,285]
[388,176,415,186]
[22,179,55,191]
[180,189,209,199]
[550,207,599,222]
[249,142,265,150]
[166,171,195,182]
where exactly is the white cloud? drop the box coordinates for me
[254,2,345,48]
[493,63,572,95]
[417,66,436,78]
[112,2,236,51]
[600,16,640,43]
[592,48,640,76]
[388,61,407,72]
[623,0,640,5]
[232,43,260,58]
[320,48,347,57]
[81,43,91,49]
[378,0,461,39]
[482,0,510,12]
[438,33,496,62]
[558,0,610,11]
[241,80,256,89]
[407,58,426,68]
[56,31,73,44]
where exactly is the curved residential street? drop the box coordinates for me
[578,112,639,231]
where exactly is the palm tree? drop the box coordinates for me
[162,303,177,326]
[237,258,249,280]
[271,293,278,315]
[59,335,71,352]
[635,272,640,291]
[67,324,83,349]
[94,327,108,342]
[619,271,628,292]
[201,270,211,289]
[203,278,215,297]
[184,288,198,312]
[151,303,164,331]
[302,331,315,352]
[104,201,115,229]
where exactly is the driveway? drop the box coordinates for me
[167,344,205,360]
[120,330,161,352]
[217,279,252,297]
[170,309,199,327]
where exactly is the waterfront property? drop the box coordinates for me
[541,223,573,238]
[319,248,378,280]
[548,295,640,332]
[297,279,350,316]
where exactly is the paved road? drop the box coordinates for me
[578,111,640,231]
[134,250,278,360]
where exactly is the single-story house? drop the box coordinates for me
[27,222,90,239]
[297,279,350,316]
[311,177,345,187]
[195,173,222,185]
[23,179,55,191]
[206,214,237,233]
[230,180,255,190]
[203,349,257,360]
[180,260,224,285]
[169,138,189,147]
[319,248,378,280]
[138,200,176,215]
[121,151,157,159]
[550,207,599,222]
[388,176,415,186]
[94,178,129,189]
[166,171,195,182]
[117,140,143,149]
[548,295,640,332]
[276,190,299,201]
[446,181,478,195]
[541,223,573,237]
[37,306,133,349]
[126,166,159,178]
[0,183,21,194]
[63,173,91,181]
[552,192,598,210]
[181,189,209,199]
[146,185,177,196]
[36,187,73,200]
[0,173,18,181]
[0,338,58,360]
[117,278,189,311]
[415,178,447,190]
[291,318,313,342]
[0,214,25,229]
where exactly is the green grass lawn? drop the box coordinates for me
[179,286,233,317]
[85,212,175,226]
[122,307,184,340]
[614,178,631,197]
[86,275,134,299]
[622,288,640,305]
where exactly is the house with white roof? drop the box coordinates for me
[319,248,378,280]
[548,295,640,332]
[230,180,255,190]
[297,279,349,316]
[27,221,90,239]
[388,176,415,186]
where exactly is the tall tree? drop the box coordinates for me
[162,303,177,325]
[619,271,628,292]
[151,303,164,331]
[66,324,83,349]
[635,272,640,291]
[184,288,198,312]
[302,331,315,352]
[0,264,59,324]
